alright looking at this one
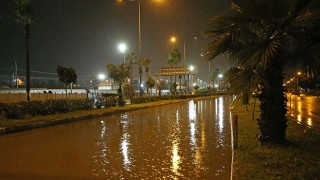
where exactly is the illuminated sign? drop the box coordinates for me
[161,66,197,76]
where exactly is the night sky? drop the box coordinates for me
[0,0,230,82]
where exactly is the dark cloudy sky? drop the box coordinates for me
[0,0,230,81]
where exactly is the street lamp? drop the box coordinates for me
[118,43,127,63]
[170,36,197,66]
[296,71,302,93]
[118,0,163,54]
[189,65,195,94]
[98,74,106,81]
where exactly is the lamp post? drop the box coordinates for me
[170,36,197,66]
[296,71,301,93]
[189,66,195,94]
[138,0,141,54]
[118,0,163,55]
[118,43,127,63]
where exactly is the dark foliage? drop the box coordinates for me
[0,99,93,119]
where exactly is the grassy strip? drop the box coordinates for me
[232,100,320,179]
[0,98,202,129]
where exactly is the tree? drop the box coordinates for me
[166,48,182,66]
[146,76,155,95]
[210,68,220,87]
[135,58,144,95]
[106,63,130,106]
[142,58,151,79]
[205,0,320,145]
[14,0,37,102]
[123,82,135,104]
[156,80,166,96]
[56,65,77,96]
[125,52,137,81]
[166,48,182,93]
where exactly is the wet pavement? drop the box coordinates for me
[0,97,232,179]
[287,94,320,131]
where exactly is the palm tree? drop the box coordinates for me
[14,0,37,102]
[106,63,130,106]
[166,48,182,93]
[205,0,320,145]
[56,65,77,97]
[146,76,155,95]
[125,53,137,81]
[135,58,144,96]
[142,58,151,79]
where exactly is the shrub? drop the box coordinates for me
[0,99,94,119]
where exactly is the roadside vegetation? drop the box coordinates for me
[0,94,217,135]
[232,99,320,179]
[205,0,320,145]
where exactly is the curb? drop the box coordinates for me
[0,97,216,135]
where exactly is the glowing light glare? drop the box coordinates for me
[189,66,194,71]
[297,71,302,75]
[170,36,177,43]
[118,43,127,53]
[218,74,223,78]
[98,74,105,80]
[307,118,312,127]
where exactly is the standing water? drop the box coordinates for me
[0,97,232,179]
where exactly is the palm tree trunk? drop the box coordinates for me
[139,66,142,96]
[118,84,125,106]
[25,24,31,102]
[257,59,287,145]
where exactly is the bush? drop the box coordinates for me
[0,99,94,119]
[95,96,118,108]
[131,94,198,104]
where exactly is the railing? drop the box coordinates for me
[0,93,88,104]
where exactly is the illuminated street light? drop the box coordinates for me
[118,43,127,62]
[170,36,177,43]
[98,74,106,80]
[170,36,198,66]
[118,0,163,54]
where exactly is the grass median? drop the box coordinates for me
[231,99,320,179]
[0,98,194,133]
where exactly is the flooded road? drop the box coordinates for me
[287,94,320,131]
[0,97,232,179]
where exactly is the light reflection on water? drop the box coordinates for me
[0,97,232,179]
[287,94,318,129]
[171,139,181,178]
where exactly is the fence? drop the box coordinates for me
[0,92,88,104]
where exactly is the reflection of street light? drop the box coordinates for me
[118,43,127,62]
